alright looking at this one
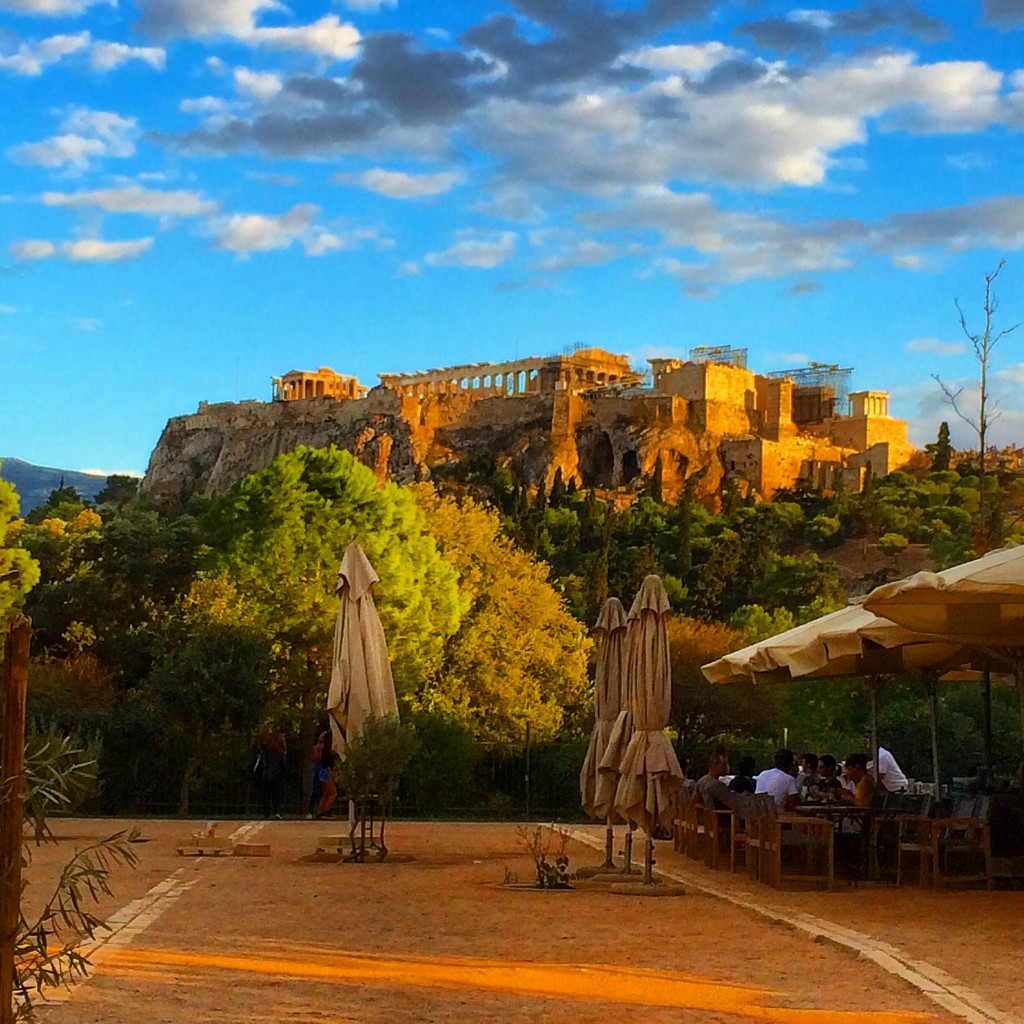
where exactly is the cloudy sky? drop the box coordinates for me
[3,0,1024,475]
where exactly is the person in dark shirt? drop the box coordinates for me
[728,755,756,795]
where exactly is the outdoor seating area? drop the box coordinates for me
[670,761,1019,891]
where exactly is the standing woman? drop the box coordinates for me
[316,730,338,818]
[259,731,287,819]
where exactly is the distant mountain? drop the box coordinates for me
[0,458,108,514]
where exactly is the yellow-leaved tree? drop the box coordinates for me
[414,485,591,743]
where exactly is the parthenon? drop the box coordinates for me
[377,348,644,398]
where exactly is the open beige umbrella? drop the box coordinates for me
[702,603,977,790]
[327,542,399,754]
[579,598,628,874]
[613,575,684,884]
[864,545,1024,757]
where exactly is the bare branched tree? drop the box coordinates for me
[934,259,1020,551]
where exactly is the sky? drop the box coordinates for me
[2,0,1024,476]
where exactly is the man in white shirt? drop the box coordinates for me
[755,748,799,811]
[875,746,908,792]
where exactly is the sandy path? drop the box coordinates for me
[20,820,974,1024]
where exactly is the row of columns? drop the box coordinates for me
[381,359,629,400]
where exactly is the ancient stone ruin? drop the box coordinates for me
[141,345,913,508]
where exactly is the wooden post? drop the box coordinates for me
[925,673,941,793]
[982,665,993,768]
[867,676,880,783]
[1,617,31,1024]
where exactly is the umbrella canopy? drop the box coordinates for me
[702,602,980,790]
[580,598,628,820]
[613,576,684,833]
[864,545,1024,757]
[863,544,1024,644]
[327,542,399,753]
[700,604,966,686]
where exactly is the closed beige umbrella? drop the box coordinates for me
[580,597,628,820]
[614,575,684,884]
[327,542,399,754]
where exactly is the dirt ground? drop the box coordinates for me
[17,818,1016,1024]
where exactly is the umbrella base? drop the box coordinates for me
[586,868,641,882]
[609,880,685,897]
[575,862,621,879]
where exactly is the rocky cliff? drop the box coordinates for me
[141,386,729,507]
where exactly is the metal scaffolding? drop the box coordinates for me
[688,345,748,368]
[765,362,853,407]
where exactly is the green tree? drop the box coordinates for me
[877,532,909,569]
[207,447,462,758]
[0,474,40,626]
[925,422,953,472]
[145,622,268,815]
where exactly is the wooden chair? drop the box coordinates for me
[745,794,778,884]
[933,795,994,890]
[702,796,733,871]
[730,794,755,874]
[772,814,835,890]
[895,795,935,886]
[676,793,704,861]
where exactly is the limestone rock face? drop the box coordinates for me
[141,389,417,506]
[141,388,741,507]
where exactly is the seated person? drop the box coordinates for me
[754,748,799,811]
[796,752,821,792]
[839,753,876,807]
[817,754,845,797]
[697,753,735,809]
[728,756,757,795]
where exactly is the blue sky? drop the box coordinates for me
[2,0,1024,475]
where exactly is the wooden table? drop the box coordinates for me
[791,804,880,881]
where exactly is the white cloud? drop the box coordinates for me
[179,96,229,114]
[397,260,420,276]
[622,42,741,75]
[304,233,341,256]
[8,134,105,168]
[534,238,617,273]
[340,0,395,11]
[210,203,317,256]
[42,186,217,217]
[136,0,280,40]
[76,317,100,330]
[0,32,89,76]
[10,240,55,260]
[425,230,516,269]
[233,66,282,100]
[336,167,464,199]
[10,237,153,261]
[136,0,360,60]
[0,304,16,313]
[89,42,166,71]
[905,337,967,356]
[248,16,360,58]
[0,0,112,14]
[7,108,138,170]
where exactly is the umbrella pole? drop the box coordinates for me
[622,826,634,875]
[603,816,615,870]
[644,832,654,885]
[982,665,993,768]
[924,673,941,793]
[1016,659,1024,761]
[868,676,881,783]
